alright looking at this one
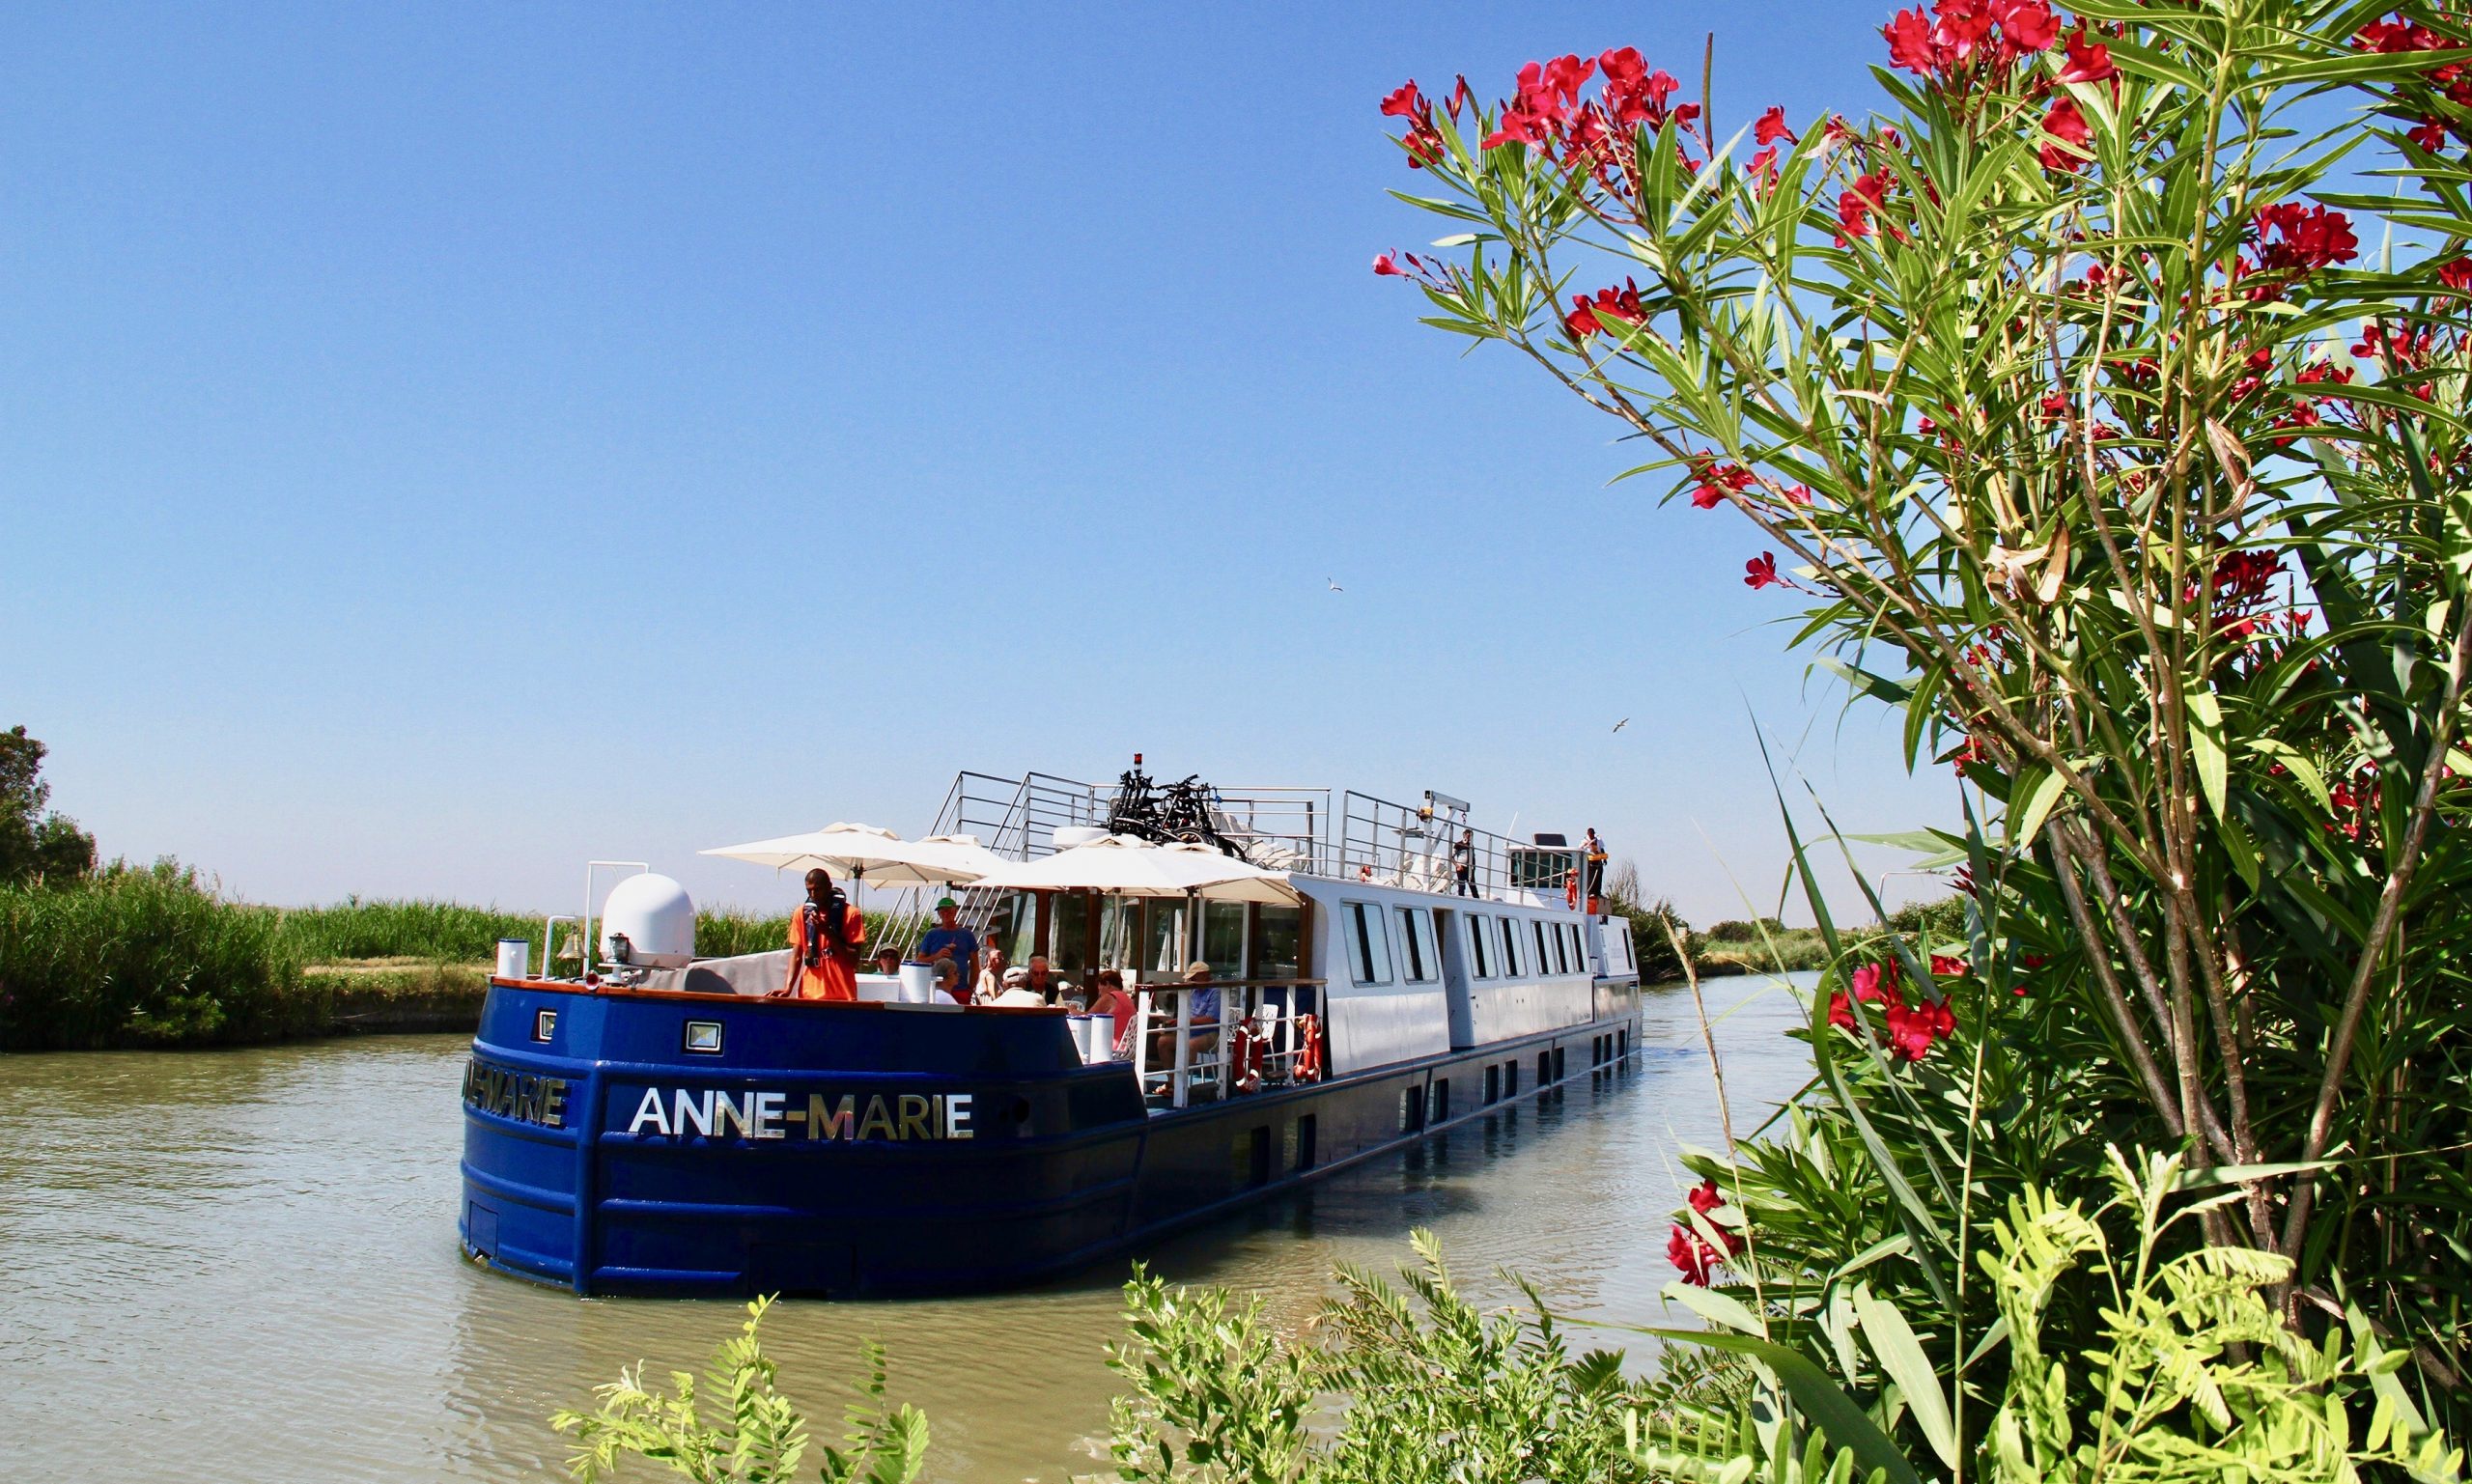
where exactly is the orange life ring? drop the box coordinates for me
[1229,1022,1264,1093]
[1294,1014,1325,1083]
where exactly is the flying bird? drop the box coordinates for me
[1612,717,1629,734]
[1326,577,1344,593]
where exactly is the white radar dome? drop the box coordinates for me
[601,873,695,969]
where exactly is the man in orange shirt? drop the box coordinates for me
[780,867,866,1001]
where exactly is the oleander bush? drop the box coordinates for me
[1370,0,2472,1465]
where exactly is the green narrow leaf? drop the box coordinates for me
[1643,1329,1924,1484]
[2187,687,2229,823]
[1661,1278,1768,1336]
[1853,1291,1957,1470]
[2011,768,2069,849]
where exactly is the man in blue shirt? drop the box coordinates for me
[915,897,980,1004]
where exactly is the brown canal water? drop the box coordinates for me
[0,973,1813,1482]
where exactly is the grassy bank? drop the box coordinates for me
[0,870,892,1051]
[1637,897,1966,987]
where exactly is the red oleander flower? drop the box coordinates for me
[1745,552,1781,589]
[1564,281,1645,339]
[2442,258,2472,292]
[2039,96,2092,171]
[2038,393,2068,420]
[2409,115,2449,152]
[1373,252,1404,277]
[1689,458,1756,509]
[1380,81,1426,119]
[1884,9,1939,72]
[2253,202,2359,274]
[1669,1222,1721,1284]
[1755,105,1796,146]
[1839,171,1891,239]
[1885,996,1956,1061]
[1931,954,1969,976]
[1784,484,1813,505]
[1999,0,2060,53]
[2059,25,2117,83]
[1688,1176,1724,1215]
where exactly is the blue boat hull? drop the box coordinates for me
[458,980,1642,1297]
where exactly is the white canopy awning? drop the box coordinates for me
[967,836,1300,905]
[698,825,1006,885]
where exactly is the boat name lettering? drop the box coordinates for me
[623,1088,974,1142]
[463,1058,569,1129]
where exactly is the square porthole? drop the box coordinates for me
[684,1020,723,1054]
[533,1009,558,1043]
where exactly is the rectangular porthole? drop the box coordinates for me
[1505,1060,1519,1097]
[683,1020,723,1054]
[1403,1085,1426,1134]
[1432,1078,1450,1122]
[533,1009,557,1042]
[1296,1113,1318,1171]
[1485,1064,1501,1105]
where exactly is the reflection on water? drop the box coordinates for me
[0,974,1813,1482]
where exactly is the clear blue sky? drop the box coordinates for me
[2,2,1957,925]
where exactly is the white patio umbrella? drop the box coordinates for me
[967,836,1300,906]
[698,824,1002,885]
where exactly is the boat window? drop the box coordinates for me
[1097,894,1141,975]
[1347,902,1394,986]
[1499,917,1522,977]
[1549,922,1568,975]
[1394,907,1438,983]
[1202,901,1247,978]
[1533,920,1552,975]
[1254,905,1302,979]
[1141,899,1190,976]
[1053,894,1093,977]
[1469,916,1492,978]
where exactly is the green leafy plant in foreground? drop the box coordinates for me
[1636,1148,2462,1482]
[550,1298,926,1484]
[1105,1231,1646,1483]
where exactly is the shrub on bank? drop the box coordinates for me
[0,861,310,1050]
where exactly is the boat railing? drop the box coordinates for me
[1331,791,1580,906]
[1130,978,1325,1110]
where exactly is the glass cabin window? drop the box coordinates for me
[1255,905,1301,979]
[1533,920,1552,975]
[1202,901,1247,979]
[1469,916,1492,978]
[1141,898,1189,976]
[1499,917,1522,977]
[1396,907,1439,982]
[1347,902,1393,986]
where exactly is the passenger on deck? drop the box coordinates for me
[1024,954,1074,1007]
[1147,960,1222,1070]
[872,947,903,976]
[972,945,1010,1002]
[914,897,979,1005]
[1452,828,1476,897]
[1088,968,1137,1053]
[779,867,865,1001]
[1585,828,1609,915]
[987,965,1046,1008]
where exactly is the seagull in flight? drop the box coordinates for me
[1612,717,1629,734]
[1326,577,1344,593]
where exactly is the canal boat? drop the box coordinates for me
[458,765,1644,1297]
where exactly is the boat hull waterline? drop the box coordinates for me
[458,979,1643,1298]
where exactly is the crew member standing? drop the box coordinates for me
[781,867,866,1000]
[1584,828,1609,917]
[915,896,979,1005]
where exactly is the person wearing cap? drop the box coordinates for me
[988,965,1046,1008]
[1148,960,1222,1073]
[871,947,903,976]
[914,896,979,1005]
[780,867,865,1001]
